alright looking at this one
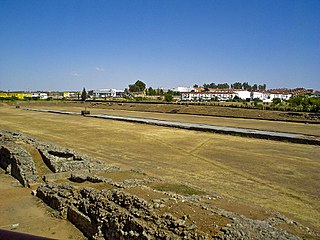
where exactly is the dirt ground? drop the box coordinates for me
[0,104,319,235]
[0,170,85,239]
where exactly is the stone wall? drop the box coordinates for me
[37,145,92,173]
[0,143,39,187]
[36,182,304,240]
[0,130,119,178]
[36,182,207,239]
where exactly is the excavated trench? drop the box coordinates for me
[47,151,74,159]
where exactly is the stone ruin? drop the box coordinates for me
[0,142,39,187]
[38,145,113,173]
[37,182,208,239]
[0,130,315,239]
[0,130,118,178]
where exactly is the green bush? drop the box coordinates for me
[164,93,173,102]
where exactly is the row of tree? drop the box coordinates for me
[128,80,180,96]
[146,88,180,96]
[128,80,267,94]
[200,82,266,91]
[287,95,320,112]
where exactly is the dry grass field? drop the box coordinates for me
[15,101,320,136]
[0,104,319,235]
[15,100,320,123]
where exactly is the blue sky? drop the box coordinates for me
[0,0,319,91]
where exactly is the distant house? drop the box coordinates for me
[180,89,294,102]
[90,89,124,99]
[172,86,199,93]
[32,92,48,100]
[262,90,292,102]
[62,92,80,99]
[234,90,251,100]
[249,90,292,102]
[115,90,125,98]
[172,86,193,92]
[251,91,268,101]
[0,92,25,99]
[47,91,63,99]
[181,90,237,101]
[193,87,204,92]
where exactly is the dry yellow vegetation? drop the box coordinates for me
[0,105,319,233]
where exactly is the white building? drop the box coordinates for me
[262,93,292,102]
[32,93,48,100]
[251,91,292,103]
[269,93,292,101]
[172,86,195,93]
[251,91,268,101]
[234,90,251,100]
[180,87,293,102]
[90,89,124,98]
[181,91,237,101]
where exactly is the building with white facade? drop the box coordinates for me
[181,91,237,101]
[32,92,48,100]
[251,91,292,103]
[172,86,196,93]
[90,89,124,98]
[234,90,251,100]
[180,89,292,102]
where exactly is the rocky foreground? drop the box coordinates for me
[0,130,317,239]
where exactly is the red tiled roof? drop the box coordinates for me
[181,91,236,94]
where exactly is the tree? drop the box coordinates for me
[203,83,210,91]
[263,84,267,91]
[164,93,173,102]
[209,83,217,88]
[232,82,242,89]
[252,84,258,91]
[135,80,146,91]
[217,83,229,89]
[129,80,146,92]
[243,82,251,90]
[147,87,156,95]
[258,85,264,91]
[81,88,87,101]
[129,84,140,92]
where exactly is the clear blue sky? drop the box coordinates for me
[0,0,319,91]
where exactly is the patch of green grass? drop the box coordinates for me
[153,183,205,196]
